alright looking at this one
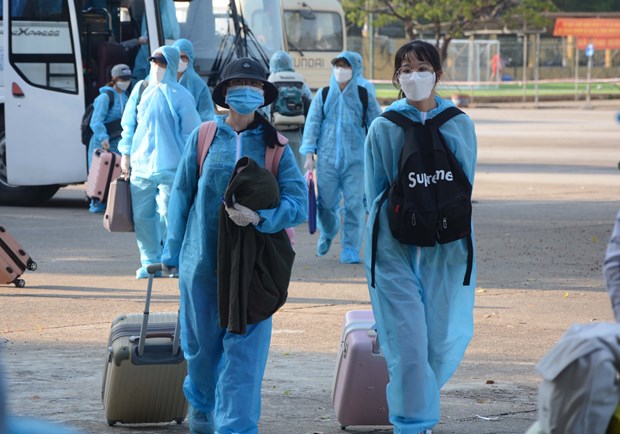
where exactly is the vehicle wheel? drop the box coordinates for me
[0,127,60,206]
[14,278,25,288]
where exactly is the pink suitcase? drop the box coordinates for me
[0,226,37,288]
[86,148,121,202]
[332,310,390,429]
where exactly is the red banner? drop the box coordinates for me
[553,18,620,38]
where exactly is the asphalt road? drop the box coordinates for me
[1,100,620,434]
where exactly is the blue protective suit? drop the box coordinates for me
[118,46,201,275]
[87,85,128,166]
[364,96,477,433]
[132,0,180,80]
[300,50,382,261]
[266,50,312,171]
[349,51,379,99]
[161,115,306,433]
[173,39,215,122]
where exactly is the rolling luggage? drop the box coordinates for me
[86,148,121,203]
[332,310,390,429]
[102,263,187,426]
[0,226,37,288]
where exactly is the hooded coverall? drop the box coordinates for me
[173,39,215,122]
[364,96,477,433]
[265,50,313,172]
[300,50,382,262]
[161,115,306,433]
[117,45,201,277]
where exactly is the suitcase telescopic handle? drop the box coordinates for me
[138,263,181,357]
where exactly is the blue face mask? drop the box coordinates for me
[225,86,265,115]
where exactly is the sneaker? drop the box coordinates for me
[340,248,361,264]
[188,406,214,434]
[317,237,332,256]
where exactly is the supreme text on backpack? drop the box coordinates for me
[370,106,473,287]
[268,70,307,128]
[80,90,115,145]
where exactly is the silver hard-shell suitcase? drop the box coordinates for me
[102,264,188,426]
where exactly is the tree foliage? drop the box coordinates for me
[342,0,557,61]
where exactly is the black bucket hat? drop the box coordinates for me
[212,57,278,109]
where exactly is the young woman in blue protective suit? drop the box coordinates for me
[118,46,201,279]
[300,50,382,264]
[173,39,216,122]
[364,40,477,434]
[86,63,132,213]
[161,57,307,434]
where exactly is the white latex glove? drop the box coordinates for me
[162,264,179,278]
[120,154,131,177]
[138,36,148,45]
[101,139,110,151]
[304,153,315,172]
[225,203,260,227]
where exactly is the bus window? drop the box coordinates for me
[284,9,342,52]
[9,0,77,92]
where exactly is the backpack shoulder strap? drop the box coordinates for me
[427,106,464,127]
[104,90,115,110]
[380,110,419,130]
[265,132,288,178]
[357,85,368,128]
[197,121,218,177]
[320,86,329,118]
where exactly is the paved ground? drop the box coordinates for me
[1,99,620,433]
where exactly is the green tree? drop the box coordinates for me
[343,0,557,61]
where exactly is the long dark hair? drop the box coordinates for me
[392,40,442,99]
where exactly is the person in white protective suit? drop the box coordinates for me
[172,39,215,122]
[118,45,201,279]
[300,50,382,264]
[364,40,478,434]
[161,57,306,434]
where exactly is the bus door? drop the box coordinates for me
[2,0,86,186]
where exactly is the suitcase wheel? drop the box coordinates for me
[175,418,184,424]
[27,259,37,271]
[107,420,116,426]
[14,279,25,288]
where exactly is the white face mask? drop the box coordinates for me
[398,71,436,102]
[116,80,130,91]
[178,60,188,74]
[333,66,352,84]
[150,63,166,84]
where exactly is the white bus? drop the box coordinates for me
[0,0,287,205]
[281,0,346,90]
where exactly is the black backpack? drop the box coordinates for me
[80,90,115,146]
[370,107,473,287]
[321,85,368,130]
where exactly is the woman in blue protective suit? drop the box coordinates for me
[86,63,132,213]
[173,39,215,122]
[161,57,306,434]
[364,40,477,434]
[118,46,201,279]
[300,50,382,264]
